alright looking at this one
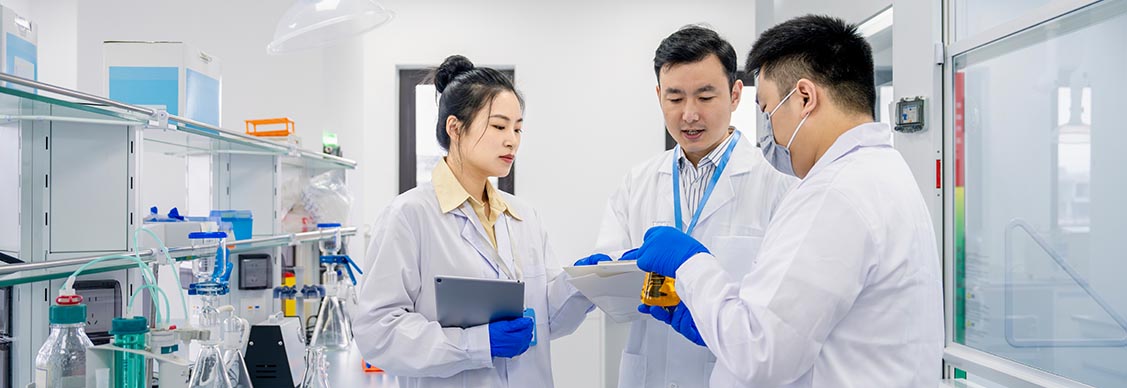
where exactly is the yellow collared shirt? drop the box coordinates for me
[432,158,521,249]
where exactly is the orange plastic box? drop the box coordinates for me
[245,117,295,137]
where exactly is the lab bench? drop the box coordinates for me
[325,344,399,388]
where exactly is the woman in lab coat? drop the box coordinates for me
[353,55,594,388]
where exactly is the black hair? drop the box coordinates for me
[431,55,523,151]
[653,25,739,88]
[746,15,875,118]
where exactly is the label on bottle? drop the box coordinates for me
[34,368,48,387]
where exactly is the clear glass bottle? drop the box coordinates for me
[35,298,95,388]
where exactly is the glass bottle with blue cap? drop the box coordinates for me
[34,294,95,388]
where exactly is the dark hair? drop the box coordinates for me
[746,15,875,117]
[431,55,523,151]
[653,25,739,88]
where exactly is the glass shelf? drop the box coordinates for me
[0,73,356,170]
[0,227,357,287]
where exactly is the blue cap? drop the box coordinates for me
[188,231,228,239]
[49,303,86,325]
[110,316,149,335]
[317,223,342,228]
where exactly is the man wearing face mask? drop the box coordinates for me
[574,26,796,387]
[625,15,944,387]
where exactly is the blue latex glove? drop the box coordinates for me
[637,304,673,324]
[632,226,709,277]
[488,317,534,358]
[617,248,639,261]
[573,253,612,266]
[638,303,705,347]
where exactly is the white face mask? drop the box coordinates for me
[757,87,810,177]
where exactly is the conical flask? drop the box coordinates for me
[298,346,331,388]
[189,341,234,388]
[221,347,253,388]
[309,294,353,349]
[220,309,254,388]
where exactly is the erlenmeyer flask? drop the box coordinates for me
[298,346,331,388]
[189,341,234,388]
[221,347,253,388]
[220,309,254,388]
[309,295,352,349]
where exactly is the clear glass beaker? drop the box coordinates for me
[189,231,229,284]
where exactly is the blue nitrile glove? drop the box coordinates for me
[488,317,534,358]
[639,303,705,347]
[638,304,674,324]
[617,248,639,261]
[633,226,709,277]
[671,303,705,347]
[573,253,612,266]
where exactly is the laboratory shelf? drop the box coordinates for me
[0,227,357,288]
[0,72,356,170]
[227,227,359,254]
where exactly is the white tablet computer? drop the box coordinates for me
[435,275,525,328]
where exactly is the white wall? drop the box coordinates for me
[0,0,79,89]
[67,0,367,238]
[771,0,890,25]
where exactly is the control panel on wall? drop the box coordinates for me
[238,254,273,290]
[891,96,927,133]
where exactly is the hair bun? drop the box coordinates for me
[435,55,475,93]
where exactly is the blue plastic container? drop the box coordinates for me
[209,210,253,240]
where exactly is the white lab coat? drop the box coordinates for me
[353,183,593,388]
[674,122,944,387]
[595,134,796,388]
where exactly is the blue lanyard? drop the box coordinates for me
[672,130,741,236]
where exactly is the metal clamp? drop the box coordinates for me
[319,255,364,285]
[147,108,169,130]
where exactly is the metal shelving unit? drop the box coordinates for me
[0,227,357,288]
[0,72,357,170]
[0,71,360,388]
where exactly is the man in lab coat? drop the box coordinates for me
[629,15,944,387]
[588,25,796,387]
